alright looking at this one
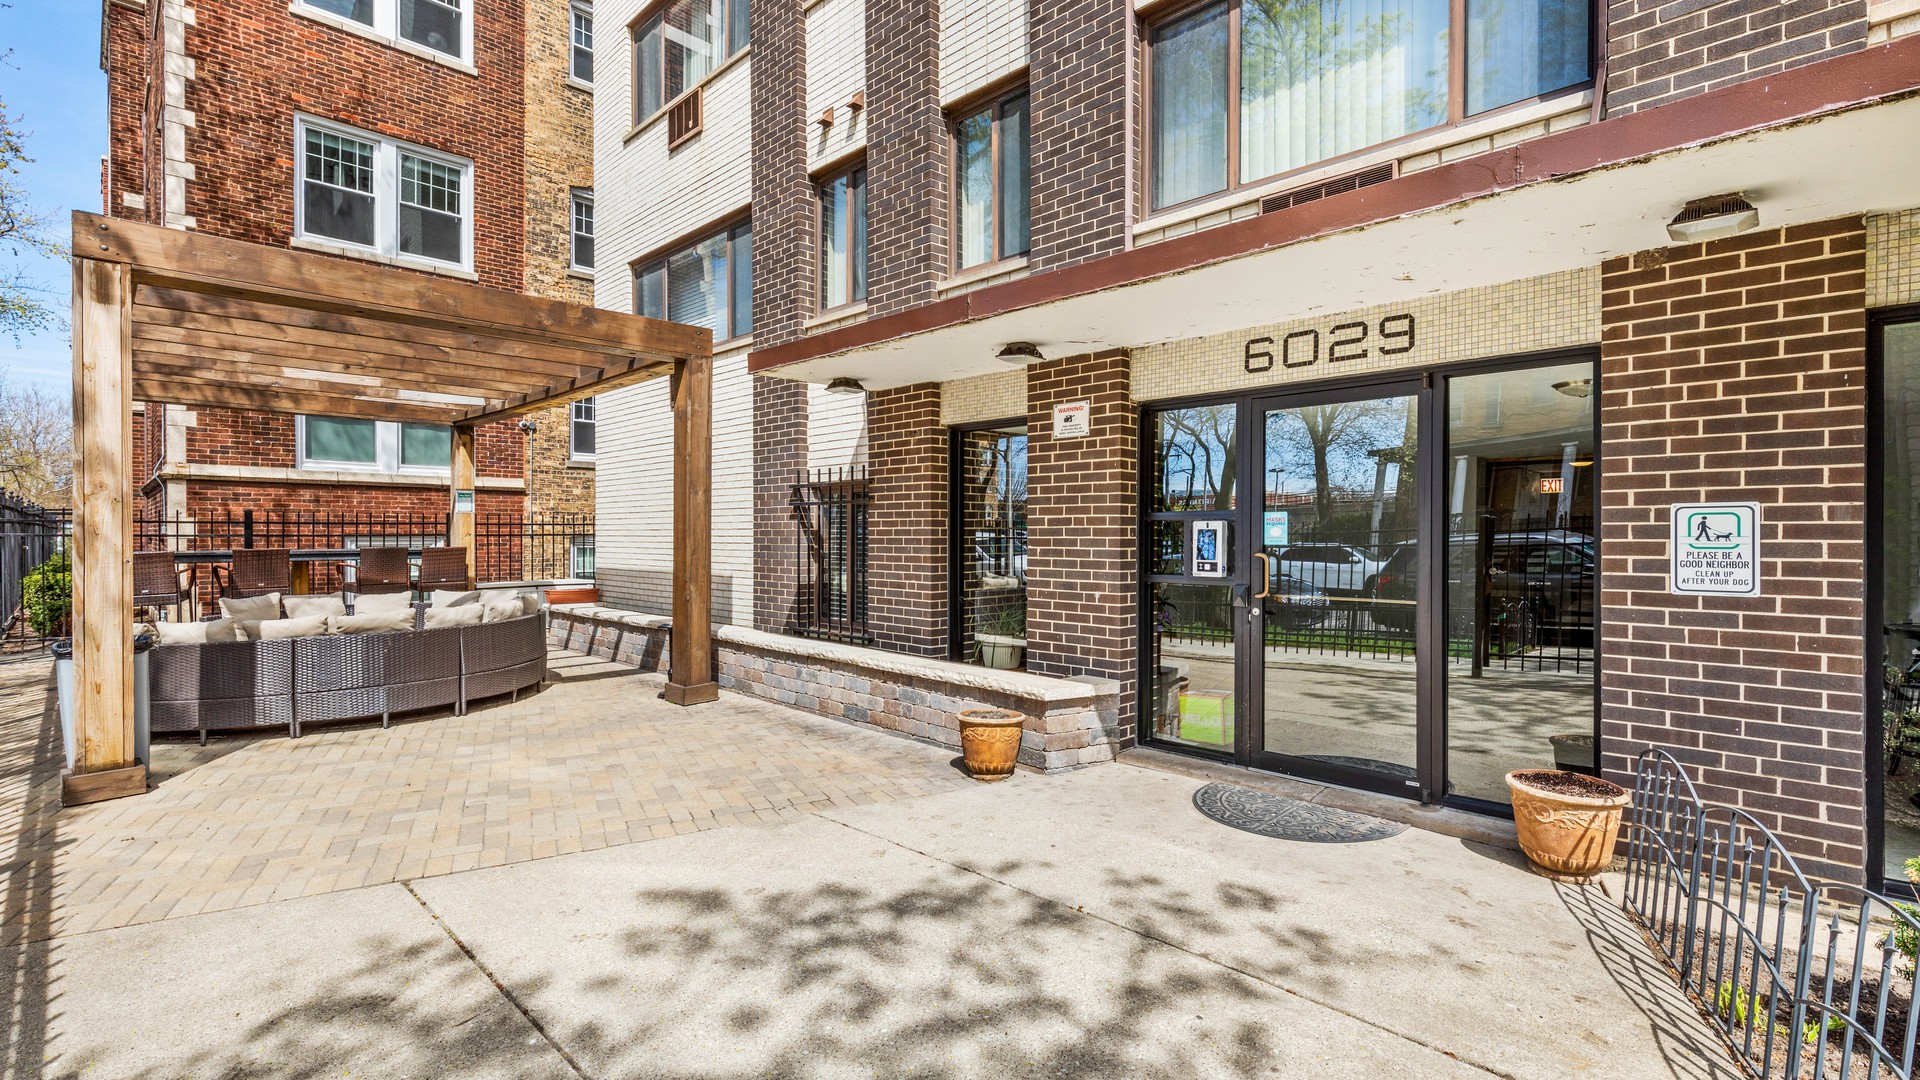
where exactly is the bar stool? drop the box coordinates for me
[133,550,193,622]
[416,546,472,595]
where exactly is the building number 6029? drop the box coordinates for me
[1243,314,1416,373]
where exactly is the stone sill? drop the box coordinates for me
[288,3,479,75]
[289,236,479,281]
[552,604,1118,706]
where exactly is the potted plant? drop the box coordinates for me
[1506,769,1632,882]
[974,605,1027,670]
[957,707,1025,781]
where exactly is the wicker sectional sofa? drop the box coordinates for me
[149,608,548,742]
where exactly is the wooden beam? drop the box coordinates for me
[455,358,677,426]
[131,330,538,399]
[78,212,710,362]
[450,425,476,587]
[664,353,717,706]
[134,289,619,381]
[131,373,468,425]
[67,257,146,805]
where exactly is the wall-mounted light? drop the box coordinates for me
[1667,194,1759,243]
[1552,378,1592,399]
[996,342,1045,365]
[824,377,865,395]
[518,418,538,433]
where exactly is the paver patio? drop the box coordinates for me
[0,647,1736,1078]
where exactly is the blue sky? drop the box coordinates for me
[3,0,104,393]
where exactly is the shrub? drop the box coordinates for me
[21,550,71,636]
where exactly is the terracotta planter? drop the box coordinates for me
[544,585,599,606]
[1506,769,1632,882]
[957,708,1026,782]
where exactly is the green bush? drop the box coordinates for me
[21,550,71,636]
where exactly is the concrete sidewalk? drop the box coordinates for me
[7,748,1737,1079]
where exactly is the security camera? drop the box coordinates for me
[518,418,538,433]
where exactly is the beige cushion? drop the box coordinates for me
[478,592,525,623]
[328,609,415,635]
[249,615,330,640]
[350,591,413,615]
[219,592,282,622]
[284,593,348,619]
[154,618,240,644]
[431,589,480,609]
[423,604,485,629]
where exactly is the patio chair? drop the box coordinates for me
[216,547,293,600]
[416,546,472,594]
[352,546,413,595]
[133,550,193,622]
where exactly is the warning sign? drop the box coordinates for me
[1671,503,1760,596]
[1053,400,1091,438]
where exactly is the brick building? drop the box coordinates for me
[101,0,598,575]
[581,0,1920,888]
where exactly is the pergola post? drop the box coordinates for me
[665,352,717,705]
[66,256,146,806]
[450,424,477,587]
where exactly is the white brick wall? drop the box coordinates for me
[808,385,869,469]
[940,0,1027,105]
[806,0,867,170]
[595,343,758,625]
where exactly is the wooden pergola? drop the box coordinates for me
[65,211,718,806]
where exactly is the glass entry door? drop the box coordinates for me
[1251,386,1429,796]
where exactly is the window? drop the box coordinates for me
[635,219,753,342]
[570,189,595,270]
[818,163,866,310]
[571,397,597,460]
[953,90,1029,271]
[632,0,750,123]
[570,3,594,83]
[297,117,473,269]
[299,417,452,473]
[1146,0,1591,211]
[570,536,597,580]
[297,0,468,62]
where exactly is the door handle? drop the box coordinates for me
[1253,552,1273,600]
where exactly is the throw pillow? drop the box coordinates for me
[350,591,413,615]
[431,589,480,609]
[328,609,415,635]
[478,592,525,623]
[423,604,485,629]
[219,592,282,622]
[203,617,244,643]
[154,620,210,644]
[252,615,330,640]
[284,593,348,620]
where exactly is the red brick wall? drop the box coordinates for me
[865,383,948,655]
[1598,216,1869,883]
[180,409,522,477]
[1025,350,1138,736]
[104,1,156,222]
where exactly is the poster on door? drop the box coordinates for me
[1670,502,1760,596]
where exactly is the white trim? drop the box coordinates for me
[570,188,596,272]
[293,113,476,274]
[289,0,475,69]
[569,0,595,86]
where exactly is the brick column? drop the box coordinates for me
[1026,351,1139,745]
[863,0,945,316]
[866,384,948,655]
[748,0,814,633]
[1599,217,1868,883]
[1028,0,1130,271]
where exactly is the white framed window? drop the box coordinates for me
[635,218,753,342]
[570,536,596,579]
[296,115,474,271]
[570,189,594,270]
[298,416,454,475]
[570,397,596,461]
[570,3,594,84]
[296,0,471,64]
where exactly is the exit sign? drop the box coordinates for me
[1539,477,1565,494]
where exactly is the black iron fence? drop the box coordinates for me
[792,467,869,644]
[1623,748,1920,1078]
[0,494,71,650]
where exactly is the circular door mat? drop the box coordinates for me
[1192,782,1409,844]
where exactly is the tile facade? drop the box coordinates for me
[1868,209,1920,309]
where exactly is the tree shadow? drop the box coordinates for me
[0,662,60,1078]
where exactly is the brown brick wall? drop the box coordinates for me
[180,409,521,478]
[1025,350,1139,738]
[862,0,946,317]
[1028,0,1130,271]
[753,376,810,632]
[525,401,594,517]
[524,0,594,309]
[1598,216,1869,884]
[1604,0,1868,115]
[749,0,813,347]
[865,383,948,654]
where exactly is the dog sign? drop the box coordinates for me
[1671,502,1760,596]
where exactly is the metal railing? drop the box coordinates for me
[0,495,71,650]
[1623,748,1920,1078]
[792,467,869,644]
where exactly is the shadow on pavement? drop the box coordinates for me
[0,664,60,1078]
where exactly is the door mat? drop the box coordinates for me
[1192,782,1409,844]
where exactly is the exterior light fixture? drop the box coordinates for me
[1667,194,1759,243]
[824,377,865,395]
[996,342,1045,365]
[517,418,538,433]
[1552,378,1592,399]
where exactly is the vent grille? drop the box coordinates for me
[667,87,704,150]
[1260,163,1396,215]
